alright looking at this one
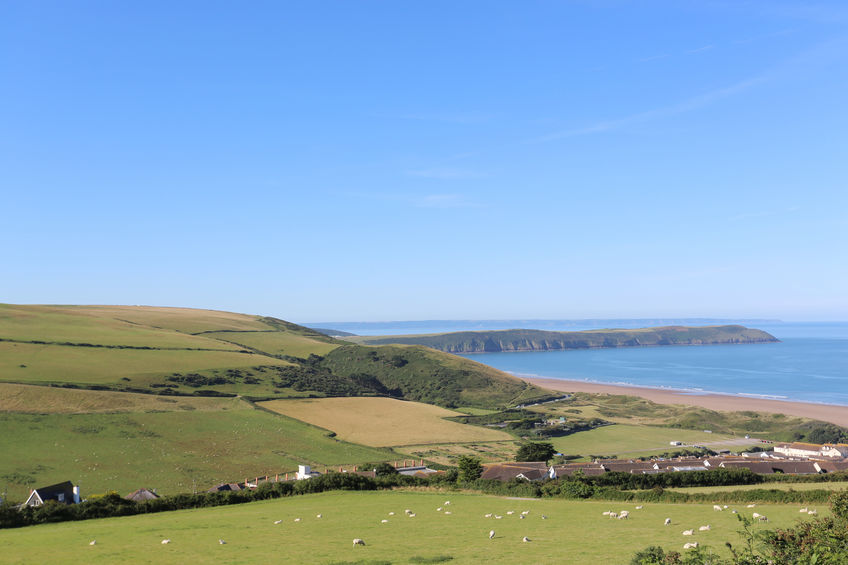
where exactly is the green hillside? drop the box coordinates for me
[351,324,778,353]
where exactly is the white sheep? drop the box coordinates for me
[609,512,618,519]
[408,513,416,517]
[489,530,495,539]
[436,507,443,512]
[758,515,768,522]
[494,515,503,519]
[665,518,672,526]
[713,505,723,511]
[218,539,226,545]
[294,518,301,522]
[506,511,514,515]
[484,513,492,518]
[684,542,699,549]
[404,509,412,514]
[381,519,388,523]
[521,510,530,515]
[732,510,738,514]
[618,513,628,520]
[808,510,818,515]
[273,519,282,524]
[161,539,171,545]
[444,511,452,515]
[519,515,525,519]
[699,525,711,531]
[388,512,395,516]
[89,540,96,546]
[752,512,761,519]
[316,514,322,519]
[602,511,611,516]
[682,530,694,536]
[541,515,548,520]
[522,536,531,542]
[747,504,756,508]
[444,501,451,505]
[353,538,366,546]
[635,505,643,510]
[800,507,809,513]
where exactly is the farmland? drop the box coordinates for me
[0,398,393,501]
[0,490,826,564]
[261,397,511,447]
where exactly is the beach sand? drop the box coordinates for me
[524,377,848,428]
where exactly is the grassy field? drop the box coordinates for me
[260,397,511,447]
[200,330,340,358]
[549,424,758,458]
[0,490,826,564]
[0,401,393,501]
[666,481,848,494]
[0,342,291,385]
[0,383,237,414]
[398,441,520,465]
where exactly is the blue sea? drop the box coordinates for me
[312,320,848,407]
[456,323,848,406]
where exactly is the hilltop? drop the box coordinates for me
[348,325,778,353]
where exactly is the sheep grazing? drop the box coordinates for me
[294,518,301,522]
[635,505,643,510]
[273,520,282,524]
[484,513,492,518]
[161,539,171,545]
[699,525,711,531]
[682,530,694,536]
[89,540,96,546]
[609,512,618,519]
[316,514,322,519]
[732,510,738,514]
[684,542,699,549]
[521,510,530,515]
[747,504,756,508]
[404,509,412,514]
[444,501,451,505]
[808,510,818,515]
[388,512,395,516]
[436,507,443,512]
[444,511,452,515]
[519,515,525,520]
[506,511,514,515]
[381,519,388,523]
[713,505,723,511]
[752,513,761,519]
[617,513,628,520]
[602,511,611,516]
[541,515,548,520]
[218,539,226,545]
[800,507,809,513]
[758,515,769,522]
[522,537,531,542]
[352,538,366,547]
[664,518,672,526]
[489,530,496,539]
[723,505,728,509]
[494,515,503,519]
[408,513,416,517]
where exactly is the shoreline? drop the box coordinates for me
[524,377,848,428]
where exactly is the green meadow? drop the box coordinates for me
[549,424,758,459]
[0,400,392,500]
[0,491,826,564]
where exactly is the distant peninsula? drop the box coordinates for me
[349,325,779,353]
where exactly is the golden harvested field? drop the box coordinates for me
[0,383,236,414]
[259,397,512,447]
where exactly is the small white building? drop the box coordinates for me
[295,465,321,480]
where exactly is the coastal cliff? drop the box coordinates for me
[354,325,779,353]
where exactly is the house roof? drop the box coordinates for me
[481,463,548,482]
[125,488,160,502]
[815,460,848,473]
[25,481,75,506]
[206,483,243,492]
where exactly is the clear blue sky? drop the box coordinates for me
[2,1,846,322]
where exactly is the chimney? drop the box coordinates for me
[72,485,80,504]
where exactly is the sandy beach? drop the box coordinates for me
[524,377,848,428]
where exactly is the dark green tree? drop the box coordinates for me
[456,455,483,482]
[515,442,556,462]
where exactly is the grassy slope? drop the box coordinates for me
[322,344,552,408]
[260,397,512,447]
[0,398,393,500]
[352,325,779,352]
[0,491,825,564]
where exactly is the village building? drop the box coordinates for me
[23,481,79,507]
[125,488,160,502]
[481,462,548,482]
[774,442,848,459]
[295,464,321,480]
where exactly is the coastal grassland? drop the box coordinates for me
[0,383,236,414]
[259,397,512,447]
[548,424,756,458]
[322,344,553,409]
[0,403,393,501]
[0,304,245,349]
[0,342,291,385]
[0,491,825,564]
[666,482,848,494]
[397,441,520,465]
[198,330,340,358]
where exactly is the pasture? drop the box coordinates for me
[259,397,511,447]
[0,490,827,564]
[0,342,290,386]
[200,330,340,358]
[0,402,392,501]
[549,424,757,458]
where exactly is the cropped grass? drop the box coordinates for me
[0,491,826,564]
[549,424,754,458]
[201,330,340,358]
[0,342,290,385]
[0,403,393,501]
[260,397,511,447]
